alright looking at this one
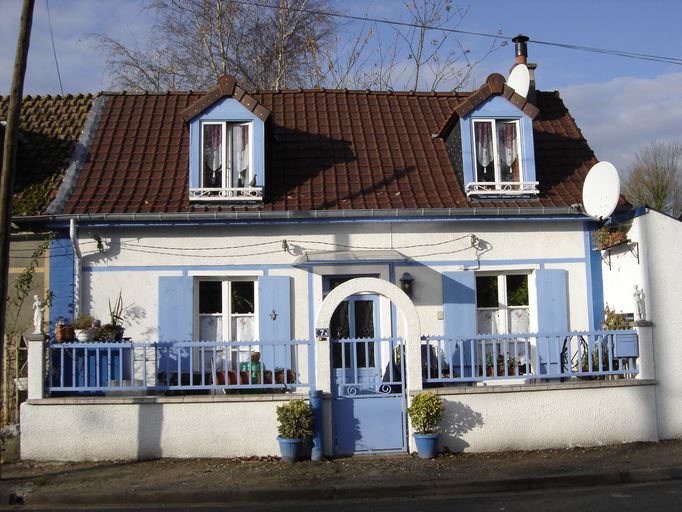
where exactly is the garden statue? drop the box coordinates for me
[633,285,646,321]
[32,295,44,334]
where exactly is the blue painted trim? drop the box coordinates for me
[612,205,647,223]
[84,264,294,273]
[389,264,398,338]
[308,271,315,337]
[299,257,587,268]
[82,256,589,274]
[49,235,75,329]
[584,222,604,330]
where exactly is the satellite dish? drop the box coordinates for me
[582,161,621,220]
[507,64,530,98]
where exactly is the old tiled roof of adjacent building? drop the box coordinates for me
[0,94,94,215]
[9,80,611,216]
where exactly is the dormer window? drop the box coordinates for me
[201,122,253,192]
[182,75,269,203]
[441,74,539,198]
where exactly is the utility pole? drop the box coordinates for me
[0,0,35,425]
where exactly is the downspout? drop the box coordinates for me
[69,218,82,317]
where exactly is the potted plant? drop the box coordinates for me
[72,314,97,342]
[594,224,628,250]
[407,392,444,459]
[95,292,125,341]
[275,399,313,463]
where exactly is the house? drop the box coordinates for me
[13,40,681,461]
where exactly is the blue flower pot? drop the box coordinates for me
[277,436,305,463]
[413,433,439,459]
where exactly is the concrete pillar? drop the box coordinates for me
[635,322,655,380]
[27,334,47,399]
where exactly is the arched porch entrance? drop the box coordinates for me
[314,278,421,455]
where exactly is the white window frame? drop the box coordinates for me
[194,278,258,342]
[193,121,261,201]
[469,118,538,196]
[476,272,530,335]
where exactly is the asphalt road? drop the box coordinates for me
[5,480,680,511]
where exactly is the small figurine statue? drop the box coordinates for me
[633,285,646,321]
[32,295,44,334]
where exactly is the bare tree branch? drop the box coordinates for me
[624,140,682,218]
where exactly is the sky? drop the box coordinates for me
[2,0,682,174]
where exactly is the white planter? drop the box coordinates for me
[75,329,93,342]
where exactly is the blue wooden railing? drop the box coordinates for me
[421,330,639,384]
[48,339,313,395]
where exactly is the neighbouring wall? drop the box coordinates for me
[641,211,682,439]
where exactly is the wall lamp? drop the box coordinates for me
[399,272,414,297]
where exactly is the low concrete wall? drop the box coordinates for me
[21,394,306,461]
[411,380,658,453]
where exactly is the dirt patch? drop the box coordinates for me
[2,439,681,503]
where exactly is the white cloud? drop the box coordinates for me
[561,72,682,174]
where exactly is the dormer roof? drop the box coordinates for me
[180,75,271,123]
[436,73,539,138]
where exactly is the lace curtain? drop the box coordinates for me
[497,122,518,181]
[203,124,223,187]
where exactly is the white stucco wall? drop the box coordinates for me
[75,219,592,344]
[21,396,304,461]
[419,382,658,453]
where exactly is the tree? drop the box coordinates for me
[97,0,337,91]
[97,0,501,92]
[623,141,682,218]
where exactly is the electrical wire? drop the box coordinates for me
[45,0,64,95]
[231,0,682,66]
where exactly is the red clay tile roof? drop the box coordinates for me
[57,85,602,215]
[0,94,94,215]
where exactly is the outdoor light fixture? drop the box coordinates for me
[399,272,414,297]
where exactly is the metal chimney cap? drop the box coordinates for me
[512,34,529,44]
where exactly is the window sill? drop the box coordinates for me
[466,181,539,197]
[190,187,263,202]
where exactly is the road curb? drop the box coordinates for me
[11,466,682,506]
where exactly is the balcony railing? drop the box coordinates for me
[189,187,263,201]
[48,339,312,395]
[421,330,639,385]
[466,181,539,197]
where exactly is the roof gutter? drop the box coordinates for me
[14,206,588,228]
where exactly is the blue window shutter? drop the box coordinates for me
[535,269,568,375]
[158,276,193,342]
[157,276,194,379]
[258,276,291,370]
[49,235,75,330]
[442,272,477,376]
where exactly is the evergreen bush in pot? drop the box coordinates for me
[407,392,444,459]
[276,399,313,463]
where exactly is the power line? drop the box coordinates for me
[231,0,682,66]
[45,0,64,95]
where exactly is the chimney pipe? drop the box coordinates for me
[512,34,529,64]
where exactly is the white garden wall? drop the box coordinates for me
[415,381,658,454]
[21,395,306,461]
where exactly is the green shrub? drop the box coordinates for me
[407,392,444,434]
[276,399,313,439]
